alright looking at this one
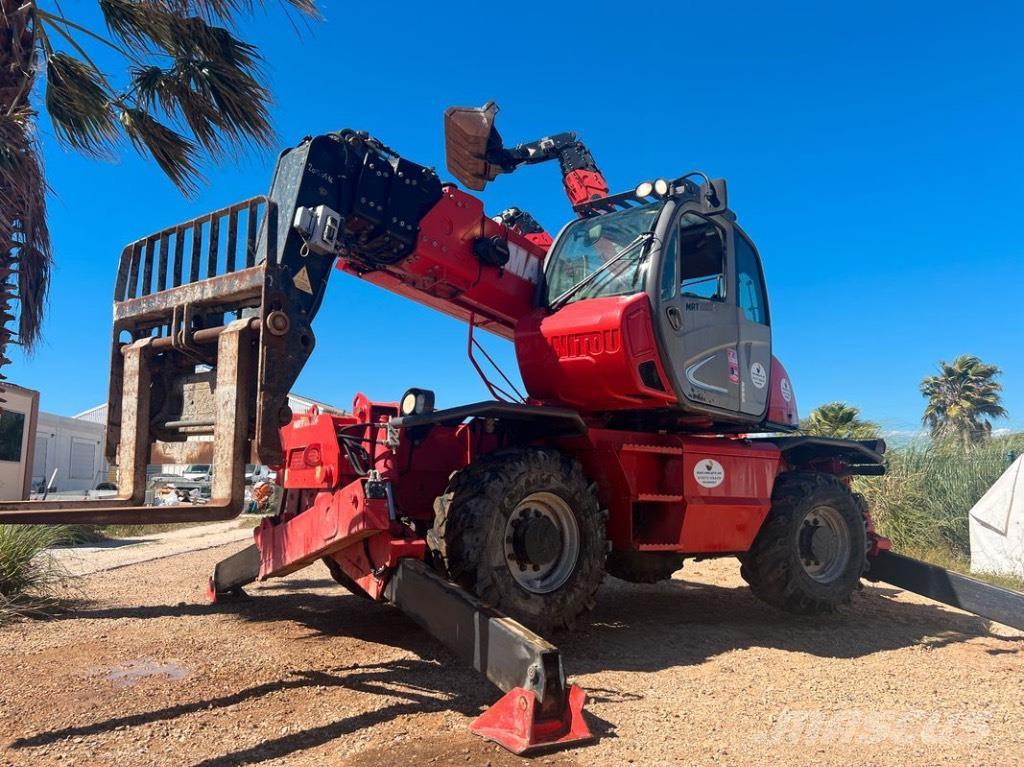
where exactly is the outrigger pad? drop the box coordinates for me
[470,684,592,755]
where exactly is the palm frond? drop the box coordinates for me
[44,53,118,155]
[97,0,166,51]
[0,136,51,351]
[169,1,321,22]
[119,107,202,194]
[132,63,227,152]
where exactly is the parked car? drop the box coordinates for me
[245,464,277,485]
[181,464,212,483]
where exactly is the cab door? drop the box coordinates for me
[733,227,772,417]
[654,212,740,413]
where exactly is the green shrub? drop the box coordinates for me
[0,524,71,621]
[857,433,1024,555]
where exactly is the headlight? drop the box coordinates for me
[400,388,435,416]
[634,181,654,198]
[653,178,669,196]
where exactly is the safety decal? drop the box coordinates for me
[293,266,314,295]
[727,348,740,384]
[750,361,767,389]
[780,377,793,403]
[693,459,725,489]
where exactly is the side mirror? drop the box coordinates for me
[699,178,728,214]
[444,101,505,191]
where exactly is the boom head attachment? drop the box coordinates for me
[444,102,609,205]
[444,101,505,191]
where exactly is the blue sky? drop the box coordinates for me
[9,1,1024,434]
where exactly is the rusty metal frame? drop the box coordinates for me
[0,319,256,523]
[0,194,313,525]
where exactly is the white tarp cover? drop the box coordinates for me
[970,455,1024,578]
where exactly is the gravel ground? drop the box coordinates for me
[0,540,1021,767]
[49,521,255,577]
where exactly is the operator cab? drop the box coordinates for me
[540,182,774,425]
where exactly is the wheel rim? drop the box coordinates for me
[503,491,580,594]
[797,504,851,583]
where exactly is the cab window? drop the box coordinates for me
[678,215,726,301]
[734,231,769,324]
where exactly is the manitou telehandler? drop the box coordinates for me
[2,103,1022,754]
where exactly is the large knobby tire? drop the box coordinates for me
[740,471,867,615]
[428,448,606,634]
[606,551,684,584]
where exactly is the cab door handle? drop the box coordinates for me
[666,306,682,330]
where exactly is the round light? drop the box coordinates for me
[399,388,436,417]
[401,392,418,416]
[634,181,654,198]
[653,178,669,196]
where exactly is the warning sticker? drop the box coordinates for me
[780,377,793,403]
[727,348,740,384]
[750,362,767,389]
[693,459,725,489]
[293,266,313,295]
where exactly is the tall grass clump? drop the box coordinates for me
[0,524,70,622]
[858,433,1024,556]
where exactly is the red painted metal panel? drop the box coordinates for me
[253,477,390,580]
[765,355,799,429]
[335,187,546,337]
[564,429,781,554]
[516,293,677,410]
[470,685,592,755]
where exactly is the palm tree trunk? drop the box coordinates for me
[1,0,50,391]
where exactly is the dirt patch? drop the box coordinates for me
[0,543,1021,766]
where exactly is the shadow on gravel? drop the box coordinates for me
[14,567,1012,765]
[56,566,1013,675]
[9,659,494,765]
[558,576,1015,677]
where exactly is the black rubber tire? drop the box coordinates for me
[322,556,373,600]
[428,448,606,634]
[606,551,684,584]
[739,471,867,615]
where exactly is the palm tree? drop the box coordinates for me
[921,354,1007,445]
[801,402,880,440]
[0,1,318,378]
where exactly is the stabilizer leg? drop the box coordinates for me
[385,559,594,755]
[207,544,260,603]
[866,550,1024,630]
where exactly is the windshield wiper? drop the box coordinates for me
[549,231,654,311]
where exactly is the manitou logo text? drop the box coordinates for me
[551,329,622,359]
[506,243,541,283]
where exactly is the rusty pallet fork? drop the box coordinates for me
[0,194,318,525]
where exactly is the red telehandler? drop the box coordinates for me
[2,102,1022,754]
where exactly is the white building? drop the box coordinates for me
[32,410,108,494]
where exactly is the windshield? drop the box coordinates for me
[545,202,663,306]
